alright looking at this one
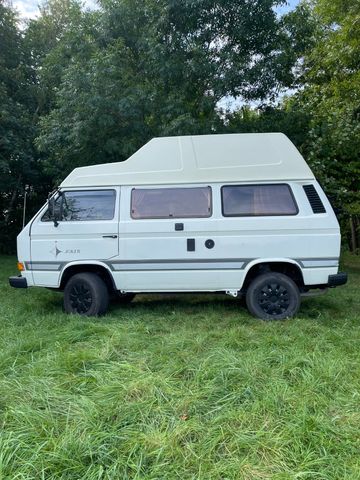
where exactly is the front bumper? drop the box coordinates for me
[9,276,28,288]
[328,272,348,287]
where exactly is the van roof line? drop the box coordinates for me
[60,133,315,188]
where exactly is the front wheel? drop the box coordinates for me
[64,272,109,316]
[246,272,300,320]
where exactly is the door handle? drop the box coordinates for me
[187,239,195,252]
[102,235,118,239]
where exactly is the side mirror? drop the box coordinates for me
[48,194,59,227]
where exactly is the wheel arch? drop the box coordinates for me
[59,261,116,292]
[242,258,304,291]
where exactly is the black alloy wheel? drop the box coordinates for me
[258,282,290,316]
[64,272,109,316]
[246,272,300,320]
[69,282,93,314]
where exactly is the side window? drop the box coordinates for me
[222,184,298,217]
[42,190,116,221]
[131,187,212,219]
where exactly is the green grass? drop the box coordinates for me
[0,255,359,479]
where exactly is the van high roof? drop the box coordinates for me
[60,133,314,188]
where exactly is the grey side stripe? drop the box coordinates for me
[110,260,249,271]
[24,257,339,272]
[296,258,339,268]
[25,262,64,271]
[25,259,252,272]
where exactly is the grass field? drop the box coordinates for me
[0,255,360,479]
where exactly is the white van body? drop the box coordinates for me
[10,133,347,319]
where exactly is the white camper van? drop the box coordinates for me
[9,133,347,320]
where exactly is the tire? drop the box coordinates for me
[114,292,136,304]
[246,272,300,320]
[63,272,109,316]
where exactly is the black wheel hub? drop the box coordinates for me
[69,283,92,314]
[258,283,290,316]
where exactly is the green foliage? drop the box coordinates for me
[294,0,360,249]
[223,0,360,251]
[0,0,359,252]
[24,0,93,113]
[0,1,46,253]
[1,254,360,478]
[36,0,306,180]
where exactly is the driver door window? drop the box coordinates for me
[42,190,116,222]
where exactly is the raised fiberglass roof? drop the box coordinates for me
[60,133,314,188]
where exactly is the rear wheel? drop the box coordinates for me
[64,272,109,316]
[246,272,300,320]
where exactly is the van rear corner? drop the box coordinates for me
[300,259,348,296]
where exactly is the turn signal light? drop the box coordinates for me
[17,262,25,272]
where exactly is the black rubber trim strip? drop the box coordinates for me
[328,272,347,287]
[9,276,28,288]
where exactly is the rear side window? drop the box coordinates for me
[222,184,298,217]
[42,190,116,221]
[131,187,212,219]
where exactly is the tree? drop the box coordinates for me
[0,1,43,252]
[295,0,360,251]
[225,0,360,252]
[37,0,310,181]
[4,0,357,254]
[24,0,88,114]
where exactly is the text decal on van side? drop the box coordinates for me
[49,242,80,258]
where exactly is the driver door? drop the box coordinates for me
[30,188,119,286]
